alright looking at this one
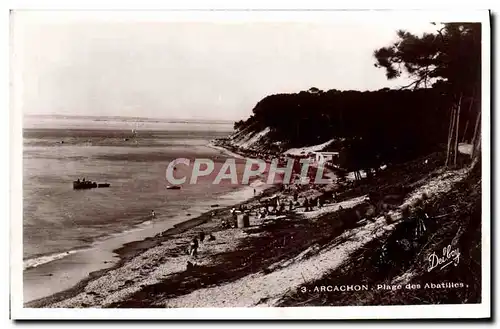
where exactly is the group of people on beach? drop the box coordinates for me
[218,181,336,225]
[302,196,324,212]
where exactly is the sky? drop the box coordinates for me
[12,11,439,121]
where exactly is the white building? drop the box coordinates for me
[312,151,340,164]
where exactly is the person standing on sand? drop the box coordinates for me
[151,210,156,218]
[189,237,199,257]
[231,207,237,226]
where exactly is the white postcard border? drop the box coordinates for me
[9,8,491,320]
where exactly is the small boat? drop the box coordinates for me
[166,185,181,190]
[73,180,97,190]
[73,179,110,190]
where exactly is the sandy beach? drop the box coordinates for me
[24,139,277,307]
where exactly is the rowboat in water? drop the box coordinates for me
[73,180,97,190]
[166,185,181,190]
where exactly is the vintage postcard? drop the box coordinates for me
[10,9,490,320]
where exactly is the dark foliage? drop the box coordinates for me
[238,88,461,169]
[374,23,481,97]
[234,23,480,172]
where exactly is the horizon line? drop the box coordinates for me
[23,113,236,124]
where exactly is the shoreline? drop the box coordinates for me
[206,140,245,159]
[27,183,282,308]
[25,140,279,307]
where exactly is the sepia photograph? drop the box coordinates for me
[10,9,490,319]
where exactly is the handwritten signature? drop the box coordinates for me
[427,244,460,272]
